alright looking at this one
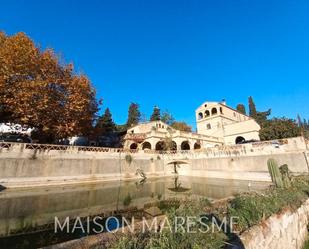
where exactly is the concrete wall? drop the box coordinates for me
[0,144,166,188]
[176,152,309,181]
[241,198,309,249]
[0,137,308,188]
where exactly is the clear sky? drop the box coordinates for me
[1,0,308,128]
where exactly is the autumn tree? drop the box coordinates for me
[150,106,161,121]
[171,121,192,132]
[96,108,115,134]
[158,109,191,132]
[0,32,98,142]
[126,102,141,128]
[236,104,246,115]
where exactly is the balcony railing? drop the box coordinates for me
[0,142,139,153]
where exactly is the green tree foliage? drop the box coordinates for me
[96,108,115,134]
[248,96,271,125]
[255,109,271,125]
[171,121,192,132]
[126,102,141,128]
[115,124,128,132]
[259,117,301,141]
[161,110,175,125]
[150,106,161,121]
[248,96,257,117]
[236,104,246,115]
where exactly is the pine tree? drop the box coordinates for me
[236,104,246,115]
[96,108,115,133]
[126,102,141,127]
[150,106,161,121]
[248,96,257,117]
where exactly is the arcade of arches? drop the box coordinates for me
[142,142,151,150]
[130,140,204,151]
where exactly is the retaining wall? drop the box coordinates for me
[0,137,308,188]
[241,199,309,249]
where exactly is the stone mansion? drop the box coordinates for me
[124,101,260,151]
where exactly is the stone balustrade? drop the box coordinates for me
[0,136,307,158]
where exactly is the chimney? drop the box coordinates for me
[221,99,226,105]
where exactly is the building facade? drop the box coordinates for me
[124,121,223,151]
[195,101,260,145]
[124,101,261,150]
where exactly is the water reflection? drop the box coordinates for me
[0,176,269,247]
[168,176,191,193]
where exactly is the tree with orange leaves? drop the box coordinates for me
[0,32,99,142]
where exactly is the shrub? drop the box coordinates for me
[111,176,309,248]
[123,194,132,206]
[125,154,133,164]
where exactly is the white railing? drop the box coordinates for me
[0,142,139,154]
[0,136,306,156]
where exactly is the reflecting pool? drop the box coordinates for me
[0,176,269,248]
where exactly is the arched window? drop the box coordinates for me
[171,141,177,150]
[181,141,190,150]
[211,108,218,115]
[235,136,245,144]
[142,142,151,150]
[194,142,201,150]
[130,143,138,149]
[155,141,166,151]
[198,112,203,120]
[205,110,210,117]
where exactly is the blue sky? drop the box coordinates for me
[1,0,308,128]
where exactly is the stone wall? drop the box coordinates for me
[241,199,309,249]
[0,137,308,188]
[0,144,166,188]
[176,152,309,181]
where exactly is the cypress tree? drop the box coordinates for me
[236,104,246,115]
[297,114,303,127]
[150,106,161,121]
[248,96,257,117]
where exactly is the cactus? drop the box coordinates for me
[267,158,284,188]
[279,164,291,188]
